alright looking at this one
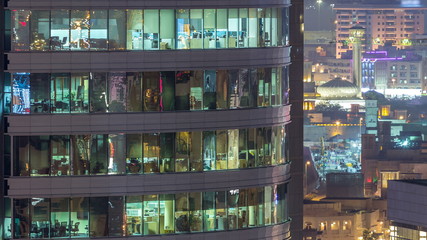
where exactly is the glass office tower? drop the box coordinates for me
[1,0,294,239]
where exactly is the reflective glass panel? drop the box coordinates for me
[50,136,70,176]
[126,196,143,236]
[126,10,143,50]
[159,9,175,49]
[143,133,160,173]
[70,73,89,113]
[90,134,108,175]
[126,134,143,174]
[30,136,50,176]
[70,10,90,50]
[108,10,126,50]
[50,10,70,50]
[51,73,71,113]
[50,198,70,238]
[108,72,127,112]
[108,134,126,174]
[70,197,89,238]
[30,11,50,51]
[143,10,159,50]
[30,73,50,114]
[12,10,31,51]
[89,10,108,50]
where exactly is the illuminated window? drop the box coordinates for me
[381,171,399,189]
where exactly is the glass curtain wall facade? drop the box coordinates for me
[11,8,289,51]
[8,184,287,239]
[3,1,293,240]
[13,126,287,176]
[10,67,289,115]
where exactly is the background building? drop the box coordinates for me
[0,0,300,239]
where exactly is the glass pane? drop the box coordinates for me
[249,68,258,107]
[238,189,248,228]
[71,135,90,175]
[175,193,188,233]
[89,197,109,237]
[203,131,216,171]
[160,9,175,50]
[190,131,203,172]
[143,133,160,173]
[216,9,228,48]
[216,130,227,170]
[30,73,50,114]
[175,132,190,172]
[108,10,126,50]
[144,10,159,50]
[30,136,50,176]
[108,196,124,236]
[264,8,272,47]
[108,133,126,174]
[90,134,108,175]
[248,188,262,227]
[228,9,238,48]
[176,9,190,49]
[70,197,89,238]
[257,187,265,226]
[238,129,248,169]
[248,9,258,47]
[227,189,239,230]
[264,186,272,225]
[189,192,202,232]
[51,73,71,113]
[228,129,239,169]
[70,10,90,50]
[271,8,278,47]
[190,70,203,110]
[14,136,30,176]
[228,69,239,109]
[90,72,107,113]
[126,134,143,174]
[50,136,70,176]
[30,10,50,51]
[12,10,31,51]
[175,71,190,110]
[160,194,175,234]
[127,72,142,112]
[203,70,216,110]
[204,9,216,49]
[216,70,228,109]
[12,73,31,114]
[127,10,143,50]
[50,10,70,50]
[256,128,265,167]
[239,69,250,108]
[160,71,175,111]
[239,9,249,48]
[282,66,289,105]
[202,192,215,232]
[143,72,160,112]
[108,72,127,112]
[70,73,89,113]
[257,9,265,47]
[30,198,50,238]
[189,9,203,49]
[143,195,159,235]
[160,133,174,173]
[4,198,12,239]
[14,199,30,238]
[247,128,257,168]
[125,196,143,236]
[215,191,227,231]
[89,10,108,51]
[50,198,70,238]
